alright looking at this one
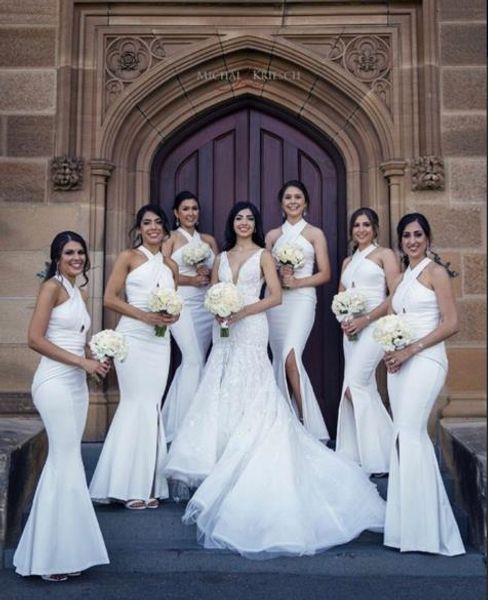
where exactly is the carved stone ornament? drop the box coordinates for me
[104,35,167,113]
[411,156,445,191]
[51,155,84,191]
[284,34,392,109]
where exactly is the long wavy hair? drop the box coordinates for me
[172,190,200,230]
[397,212,458,277]
[349,207,379,252]
[223,202,265,251]
[129,203,170,247]
[44,231,90,287]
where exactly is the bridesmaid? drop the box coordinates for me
[383,213,465,555]
[89,205,178,510]
[14,231,109,581]
[162,191,218,442]
[266,180,330,440]
[335,208,399,474]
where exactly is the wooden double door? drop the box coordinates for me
[151,104,347,435]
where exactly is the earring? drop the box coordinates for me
[303,209,308,217]
[281,210,286,220]
[175,218,180,228]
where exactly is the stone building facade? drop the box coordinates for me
[0,0,485,440]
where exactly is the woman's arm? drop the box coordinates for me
[385,264,458,372]
[381,248,401,293]
[210,254,222,285]
[103,251,170,328]
[281,227,331,289]
[28,281,110,377]
[227,251,282,324]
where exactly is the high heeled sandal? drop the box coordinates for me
[124,499,146,510]
[41,574,68,582]
[145,498,159,509]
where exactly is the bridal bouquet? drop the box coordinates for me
[331,289,367,341]
[273,242,305,270]
[182,242,211,267]
[373,315,414,352]
[204,282,243,337]
[148,288,184,337]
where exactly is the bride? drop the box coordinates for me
[163,202,385,558]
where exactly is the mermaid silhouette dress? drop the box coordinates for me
[267,219,329,440]
[384,257,465,555]
[162,228,215,442]
[163,249,385,557]
[14,276,109,575]
[90,246,174,502]
[335,244,393,473]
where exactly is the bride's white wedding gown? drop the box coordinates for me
[385,257,465,555]
[164,249,385,557]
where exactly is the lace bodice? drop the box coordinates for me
[125,246,175,310]
[219,249,264,304]
[341,244,386,311]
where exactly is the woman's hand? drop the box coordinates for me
[82,357,111,378]
[196,264,211,277]
[342,315,369,337]
[384,346,415,373]
[192,272,210,287]
[279,265,297,288]
[141,311,178,327]
[216,308,247,326]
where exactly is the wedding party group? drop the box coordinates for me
[13,180,465,582]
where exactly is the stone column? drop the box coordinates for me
[379,160,407,248]
[86,159,114,441]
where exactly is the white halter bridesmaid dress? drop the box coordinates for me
[162,228,215,442]
[89,246,174,502]
[335,244,393,473]
[163,249,385,558]
[267,219,329,440]
[14,275,109,576]
[384,257,465,555]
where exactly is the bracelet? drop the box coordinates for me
[365,314,371,322]
[417,341,424,352]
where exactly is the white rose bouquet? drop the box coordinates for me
[148,288,184,337]
[373,315,414,352]
[89,329,128,383]
[273,242,305,270]
[89,329,128,362]
[204,282,243,337]
[182,242,211,267]
[331,289,367,341]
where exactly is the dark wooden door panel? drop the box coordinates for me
[152,105,346,435]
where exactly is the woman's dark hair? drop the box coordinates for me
[397,212,458,277]
[44,231,90,287]
[277,179,311,208]
[223,202,265,251]
[172,191,200,230]
[129,203,170,247]
[349,207,379,252]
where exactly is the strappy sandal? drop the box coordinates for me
[145,498,159,509]
[41,574,68,582]
[124,499,146,510]
[67,572,82,577]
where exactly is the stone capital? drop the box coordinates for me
[379,160,407,180]
[90,159,115,181]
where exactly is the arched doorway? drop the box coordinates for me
[151,101,347,435]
